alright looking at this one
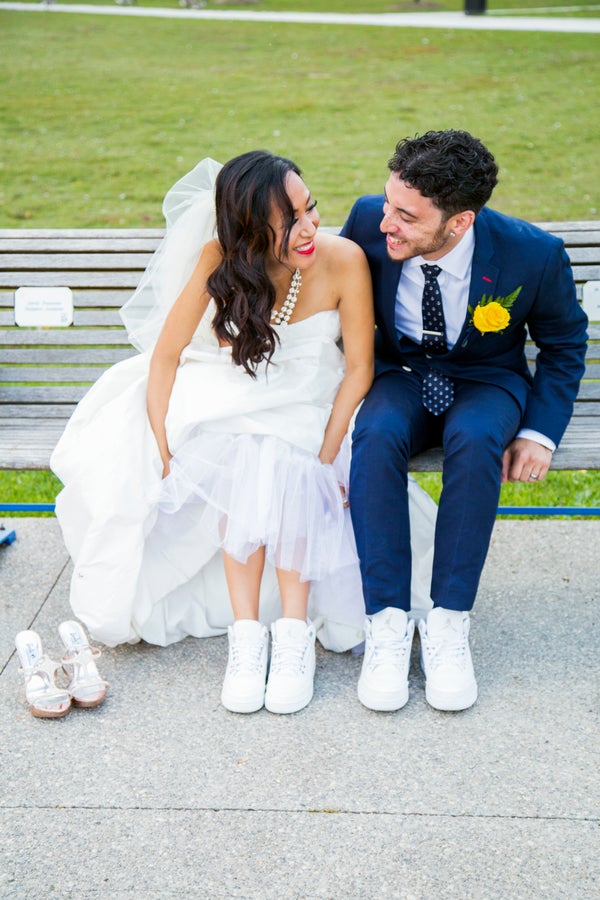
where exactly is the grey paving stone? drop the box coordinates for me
[1,519,598,899]
[0,808,597,899]
[0,517,69,668]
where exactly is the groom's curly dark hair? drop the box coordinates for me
[388,130,498,218]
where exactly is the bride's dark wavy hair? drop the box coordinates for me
[208,150,302,377]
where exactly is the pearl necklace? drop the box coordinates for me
[270,268,302,326]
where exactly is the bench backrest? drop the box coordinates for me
[0,229,160,421]
[1,223,598,428]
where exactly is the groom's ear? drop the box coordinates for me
[449,210,476,236]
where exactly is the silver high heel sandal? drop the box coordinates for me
[15,630,72,719]
[59,620,108,708]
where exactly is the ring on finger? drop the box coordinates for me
[529,472,539,480]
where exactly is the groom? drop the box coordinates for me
[341,130,588,712]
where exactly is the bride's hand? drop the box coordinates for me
[161,455,173,479]
[339,484,349,509]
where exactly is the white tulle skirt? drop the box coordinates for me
[52,311,437,652]
[159,430,356,582]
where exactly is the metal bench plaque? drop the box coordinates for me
[14,286,74,327]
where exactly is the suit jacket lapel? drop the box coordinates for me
[379,252,403,339]
[453,209,500,351]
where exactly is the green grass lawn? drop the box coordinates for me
[1,8,598,514]
[9,0,600,13]
[0,469,597,517]
[1,13,598,226]
[416,470,599,514]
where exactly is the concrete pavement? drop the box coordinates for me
[0,516,598,897]
[1,1,599,31]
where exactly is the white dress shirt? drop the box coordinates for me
[394,227,555,451]
[395,226,475,350]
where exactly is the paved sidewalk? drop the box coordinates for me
[1,1,599,31]
[0,516,598,898]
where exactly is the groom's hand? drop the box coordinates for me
[501,438,552,484]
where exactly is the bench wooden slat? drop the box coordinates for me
[535,220,600,231]
[2,386,95,403]
[582,362,599,380]
[562,247,600,263]
[1,406,76,419]
[569,264,600,281]
[575,382,600,400]
[0,238,162,252]
[0,327,133,345]
[73,310,126,327]
[2,347,135,364]
[571,400,600,415]
[544,231,600,246]
[0,272,142,288]
[0,252,154,271]
[3,366,121,384]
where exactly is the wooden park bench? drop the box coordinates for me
[0,223,599,481]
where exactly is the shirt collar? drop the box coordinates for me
[405,225,475,280]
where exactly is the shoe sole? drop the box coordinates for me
[264,687,313,715]
[425,682,478,712]
[30,703,71,718]
[357,681,409,712]
[71,691,106,709]
[221,690,265,714]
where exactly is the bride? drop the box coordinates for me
[51,151,436,715]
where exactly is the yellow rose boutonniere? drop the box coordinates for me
[469,285,522,335]
[473,301,510,332]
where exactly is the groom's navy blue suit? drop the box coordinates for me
[342,196,588,613]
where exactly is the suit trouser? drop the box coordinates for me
[350,369,522,613]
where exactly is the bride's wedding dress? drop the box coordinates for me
[51,161,437,652]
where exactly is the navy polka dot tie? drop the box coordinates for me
[420,263,454,415]
[421,264,447,354]
[422,369,454,415]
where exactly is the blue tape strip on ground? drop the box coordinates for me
[496,507,600,516]
[0,503,57,512]
[0,503,598,516]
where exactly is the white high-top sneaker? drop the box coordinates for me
[418,607,478,711]
[265,618,316,714]
[357,607,415,711]
[221,620,269,714]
